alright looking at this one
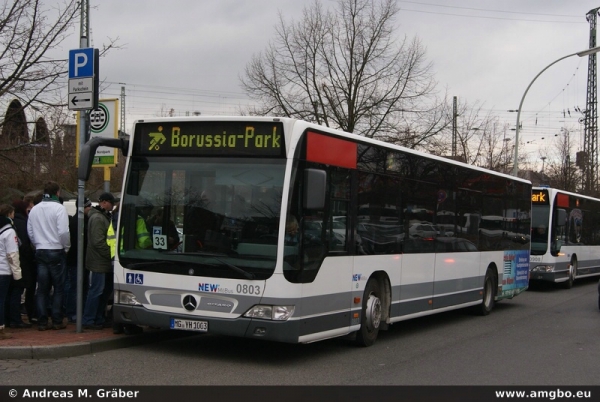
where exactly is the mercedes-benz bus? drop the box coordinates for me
[79,117,531,346]
[530,187,600,288]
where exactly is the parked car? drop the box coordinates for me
[409,222,438,238]
[434,237,478,252]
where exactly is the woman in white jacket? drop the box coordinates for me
[0,204,22,339]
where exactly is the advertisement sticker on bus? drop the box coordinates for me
[502,250,529,294]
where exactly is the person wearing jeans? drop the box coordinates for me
[82,192,115,330]
[34,249,67,329]
[82,271,111,327]
[27,181,70,331]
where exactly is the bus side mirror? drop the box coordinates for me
[78,137,129,181]
[303,168,326,210]
[551,239,562,254]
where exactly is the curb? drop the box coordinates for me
[0,330,194,360]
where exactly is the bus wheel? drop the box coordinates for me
[356,279,382,347]
[563,259,577,289]
[479,269,496,316]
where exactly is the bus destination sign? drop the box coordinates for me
[134,121,285,157]
[531,189,549,205]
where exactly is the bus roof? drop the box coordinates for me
[131,116,531,186]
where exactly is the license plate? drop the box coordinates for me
[170,318,208,332]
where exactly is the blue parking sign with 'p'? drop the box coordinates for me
[69,48,95,78]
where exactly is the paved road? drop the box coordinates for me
[2,277,599,386]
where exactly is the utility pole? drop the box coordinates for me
[75,0,90,334]
[452,96,457,158]
[541,156,547,178]
[563,128,571,190]
[583,8,600,195]
[120,86,126,134]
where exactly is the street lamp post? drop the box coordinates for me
[512,45,600,177]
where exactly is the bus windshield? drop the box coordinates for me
[531,204,549,255]
[118,156,286,280]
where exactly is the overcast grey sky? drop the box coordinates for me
[77,0,600,167]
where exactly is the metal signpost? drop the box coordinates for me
[68,47,99,333]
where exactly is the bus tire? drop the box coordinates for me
[563,258,577,289]
[479,268,497,316]
[356,279,383,347]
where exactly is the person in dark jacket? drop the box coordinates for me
[82,193,114,330]
[64,198,92,323]
[10,200,35,327]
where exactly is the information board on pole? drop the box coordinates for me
[75,99,119,168]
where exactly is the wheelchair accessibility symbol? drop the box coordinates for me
[126,273,144,285]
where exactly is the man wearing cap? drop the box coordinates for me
[27,181,71,331]
[64,197,92,323]
[82,192,115,330]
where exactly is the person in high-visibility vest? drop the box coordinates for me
[135,212,152,249]
[106,220,116,258]
[118,199,152,251]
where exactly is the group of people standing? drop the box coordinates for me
[0,181,140,339]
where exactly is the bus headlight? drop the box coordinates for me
[531,265,554,272]
[114,290,142,306]
[244,305,295,321]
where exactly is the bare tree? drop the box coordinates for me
[543,129,580,192]
[0,0,80,116]
[442,99,500,165]
[0,0,121,193]
[476,122,515,173]
[241,0,440,144]
[420,97,515,173]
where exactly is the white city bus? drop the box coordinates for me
[530,187,600,288]
[79,117,531,346]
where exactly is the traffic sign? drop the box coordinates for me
[68,48,99,110]
[69,93,94,110]
[69,48,95,78]
[68,77,93,93]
